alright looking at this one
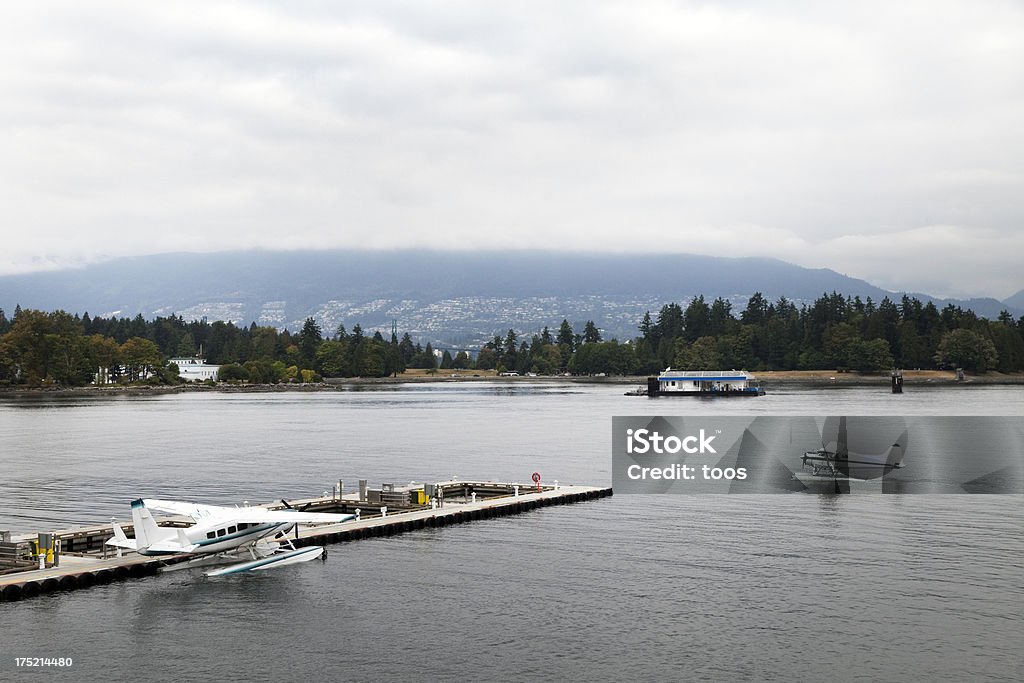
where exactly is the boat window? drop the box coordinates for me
[228,525,237,534]
[206,531,216,539]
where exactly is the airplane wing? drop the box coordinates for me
[241,509,355,524]
[141,499,354,524]
[142,499,231,521]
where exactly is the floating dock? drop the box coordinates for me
[0,479,612,602]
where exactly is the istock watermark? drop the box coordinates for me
[612,416,1024,494]
[625,428,718,454]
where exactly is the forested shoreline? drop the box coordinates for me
[1,291,1022,388]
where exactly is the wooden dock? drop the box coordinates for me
[0,480,612,602]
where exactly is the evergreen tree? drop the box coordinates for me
[557,320,574,349]
[741,293,768,326]
[639,311,653,340]
[502,329,519,369]
[515,341,531,374]
[398,333,416,366]
[349,324,365,375]
[176,332,197,357]
[709,298,734,336]
[423,343,438,369]
[298,317,323,365]
[654,303,683,342]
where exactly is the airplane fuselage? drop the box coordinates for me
[136,521,293,556]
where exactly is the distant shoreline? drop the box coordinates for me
[330,369,1024,386]
[1,369,1022,398]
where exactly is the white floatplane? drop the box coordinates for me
[105,498,354,576]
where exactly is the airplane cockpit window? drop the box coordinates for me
[228,525,237,534]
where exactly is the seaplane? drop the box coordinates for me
[105,498,354,577]
[794,417,907,493]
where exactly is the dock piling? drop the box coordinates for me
[891,370,904,394]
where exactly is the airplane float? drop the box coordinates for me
[106,498,354,576]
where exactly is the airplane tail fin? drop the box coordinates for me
[130,498,163,551]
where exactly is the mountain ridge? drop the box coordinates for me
[1004,288,1024,310]
[0,249,1017,342]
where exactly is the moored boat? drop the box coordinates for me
[645,369,765,397]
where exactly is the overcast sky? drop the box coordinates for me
[1,1,1022,298]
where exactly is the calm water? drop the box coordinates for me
[1,382,1022,681]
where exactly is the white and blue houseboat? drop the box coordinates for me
[646,369,765,397]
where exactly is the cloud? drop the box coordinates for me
[807,225,1024,299]
[0,1,1022,298]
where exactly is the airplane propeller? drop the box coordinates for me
[280,498,315,512]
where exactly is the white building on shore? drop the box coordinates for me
[170,356,221,382]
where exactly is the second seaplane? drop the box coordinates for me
[795,416,907,493]
[106,498,355,576]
